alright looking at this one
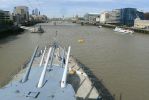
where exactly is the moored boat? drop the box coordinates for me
[98,26,102,28]
[114,27,134,34]
[31,25,44,33]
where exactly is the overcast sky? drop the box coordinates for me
[0,0,148,17]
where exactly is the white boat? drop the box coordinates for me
[98,26,102,28]
[20,25,44,33]
[0,41,114,100]
[114,27,134,34]
[31,25,44,33]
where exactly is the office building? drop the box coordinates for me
[134,18,149,29]
[84,13,100,24]
[13,6,29,24]
[121,8,144,26]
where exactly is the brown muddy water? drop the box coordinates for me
[0,22,149,100]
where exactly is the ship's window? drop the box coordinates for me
[26,92,40,98]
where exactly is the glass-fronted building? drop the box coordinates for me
[100,8,144,26]
[121,8,144,26]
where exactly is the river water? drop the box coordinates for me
[0,22,149,100]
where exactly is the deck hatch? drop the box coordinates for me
[26,92,40,98]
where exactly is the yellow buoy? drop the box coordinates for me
[78,39,85,43]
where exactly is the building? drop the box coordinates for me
[107,9,121,24]
[121,8,144,26]
[144,12,149,20]
[71,15,79,23]
[134,18,149,29]
[84,13,100,24]
[0,10,12,21]
[30,15,47,23]
[0,10,13,29]
[100,8,144,26]
[35,8,39,16]
[32,8,40,16]
[13,6,29,24]
[0,10,5,21]
[0,10,13,26]
[100,12,110,24]
[100,9,121,25]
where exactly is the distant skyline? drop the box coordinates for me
[0,0,148,17]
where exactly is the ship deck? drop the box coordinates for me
[0,65,75,100]
[0,44,100,100]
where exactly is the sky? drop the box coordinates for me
[0,0,148,17]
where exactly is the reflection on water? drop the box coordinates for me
[0,22,149,100]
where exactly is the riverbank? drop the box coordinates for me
[100,24,149,34]
[80,22,149,34]
[0,26,24,39]
[0,22,44,39]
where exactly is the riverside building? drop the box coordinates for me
[134,18,149,29]
[121,8,144,26]
[84,13,100,24]
[13,6,29,24]
[0,10,12,22]
[100,8,144,26]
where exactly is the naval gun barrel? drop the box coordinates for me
[61,46,71,88]
[39,46,47,66]
[22,46,39,83]
[37,47,52,88]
